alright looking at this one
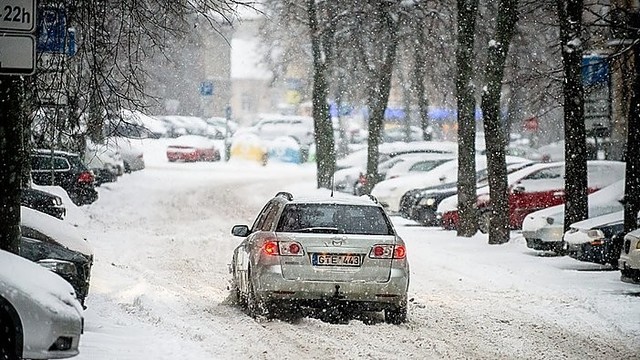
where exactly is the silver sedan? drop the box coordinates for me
[1,249,83,359]
[230,193,410,324]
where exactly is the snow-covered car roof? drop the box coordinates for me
[170,135,216,148]
[21,206,93,257]
[569,210,625,231]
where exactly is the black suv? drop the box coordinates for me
[31,150,98,206]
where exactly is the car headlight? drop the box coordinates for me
[546,217,554,225]
[37,259,77,277]
[419,198,436,207]
[587,229,605,240]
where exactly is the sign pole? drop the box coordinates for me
[0,0,36,253]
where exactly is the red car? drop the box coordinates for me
[166,135,221,162]
[439,161,626,231]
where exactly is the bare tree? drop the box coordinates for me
[456,0,480,237]
[557,0,588,242]
[480,0,519,244]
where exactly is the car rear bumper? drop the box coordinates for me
[254,265,409,306]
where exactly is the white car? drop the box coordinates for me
[0,249,84,359]
[619,228,640,284]
[106,137,145,172]
[385,153,457,180]
[249,114,315,148]
[522,179,626,251]
[334,152,455,195]
[84,140,125,184]
[375,155,530,213]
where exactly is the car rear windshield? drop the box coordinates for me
[276,203,395,235]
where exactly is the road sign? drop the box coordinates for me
[200,81,214,96]
[0,34,35,75]
[0,0,36,32]
[37,6,66,53]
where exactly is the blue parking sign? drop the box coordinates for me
[37,7,66,54]
[200,81,214,96]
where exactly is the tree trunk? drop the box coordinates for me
[455,0,480,237]
[307,0,335,189]
[558,0,588,235]
[413,23,431,141]
[363,5,399,194]
[480,0,518,245]
[624,40,640,234]
[0,76,25,254]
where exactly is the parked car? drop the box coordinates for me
[619,228,640,284]
[84,140,125,185]
[31,149,98,206]
[267,136,302,164]
[373,155,531,213]
[401,161,534,226]
[106,137,146,172]
[230,192,409,323]
[522,179,626,252]
[438,160,625,231]
[20,206,94,306]
[563,211,632,266]
[21,187,66,220]
[334,146,457,195]
[249,114,315,148]
[166,135,221,162]
[230,131,268,164]
[0,249,83,359]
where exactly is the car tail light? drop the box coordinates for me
[279,241,303,256]
[264,241,304,256]
[263,241,279,255]
[77,171,94,184]
[358,173,368,186]
[369,244,405,259]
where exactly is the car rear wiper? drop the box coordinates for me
[293,227,343,234]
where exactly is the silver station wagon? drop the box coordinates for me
[230,192,410,324]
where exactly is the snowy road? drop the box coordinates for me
[70,142,640,359]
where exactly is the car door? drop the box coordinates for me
[235,201,277,294]
[510,165,565,228]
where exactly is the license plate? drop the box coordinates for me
[312,253,361,267]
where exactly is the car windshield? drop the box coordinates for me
[276,203,394,236]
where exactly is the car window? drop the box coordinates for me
[250,202,273,232]
[31,155,70,171]
[261,203,282,231]
[522,166,564,180]
[409,159,449,172]
[276,203,394,235]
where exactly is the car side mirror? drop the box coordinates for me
[231,225,250,237]
[512,185,525,194]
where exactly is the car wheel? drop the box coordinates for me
[384,304,407,324]
[246,273,264,318]
[477,210,491,234]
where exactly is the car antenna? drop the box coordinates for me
[331,173,335,197]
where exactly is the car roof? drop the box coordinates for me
[276,193,383,207]
[33,148,80,157]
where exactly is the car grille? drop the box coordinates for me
[624,239,631,254]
